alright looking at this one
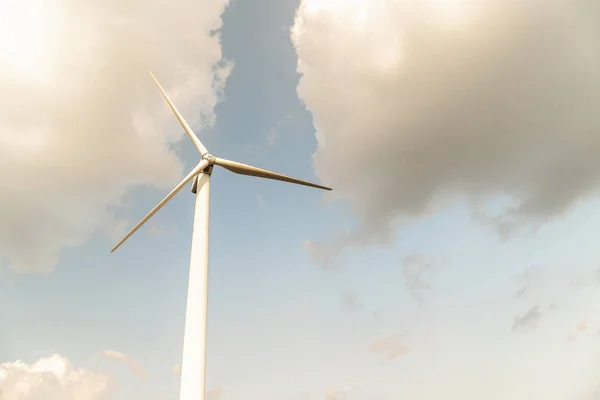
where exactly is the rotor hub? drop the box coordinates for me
[202,153,216,164]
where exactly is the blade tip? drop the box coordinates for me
[149,71,159,85]
[110,242,123,253]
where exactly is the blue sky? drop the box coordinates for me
[2,0,600,399]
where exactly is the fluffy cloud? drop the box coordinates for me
[292,0,600,259]
[99,350,145,379]
[0,354,114,400]
[0,0,231,273]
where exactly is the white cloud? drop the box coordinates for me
[0,354,114,400]
[99,350,145,379]
[0,0,232,273]
[292,0,600,261]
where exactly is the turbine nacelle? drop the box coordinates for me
[190,154,216,193]
[191,158,213,194]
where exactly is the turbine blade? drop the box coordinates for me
[111,159,210,253]
[213,157,332,191]
[149,71,208,155]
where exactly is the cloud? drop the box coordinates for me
[566,318,591,343]
[513,305,542,332]
[325,389,347,400]
[567,266,600,291]
[341,291,362,312]
[304,240,344,269]
[292,0,600,259]
[0,354,115,400]
[0,0,231,273]
[304,228,388,269]
[368,333,410,362]
[99,350,145,379]
[401,253,432,304]
[515,266,545,299]
[577,319,590,332]
[207,386,223,400]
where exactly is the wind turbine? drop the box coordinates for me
[111,71,331,400]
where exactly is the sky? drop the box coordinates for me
[1,0,600,399]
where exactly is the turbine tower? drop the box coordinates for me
[111,72,331,400]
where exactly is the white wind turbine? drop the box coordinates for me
[111,72,331,400]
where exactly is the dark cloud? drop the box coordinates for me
[293,0,600,263]
[512,305,542,332]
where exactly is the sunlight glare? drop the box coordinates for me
[0,0,61,82]
[425,0,473,28]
